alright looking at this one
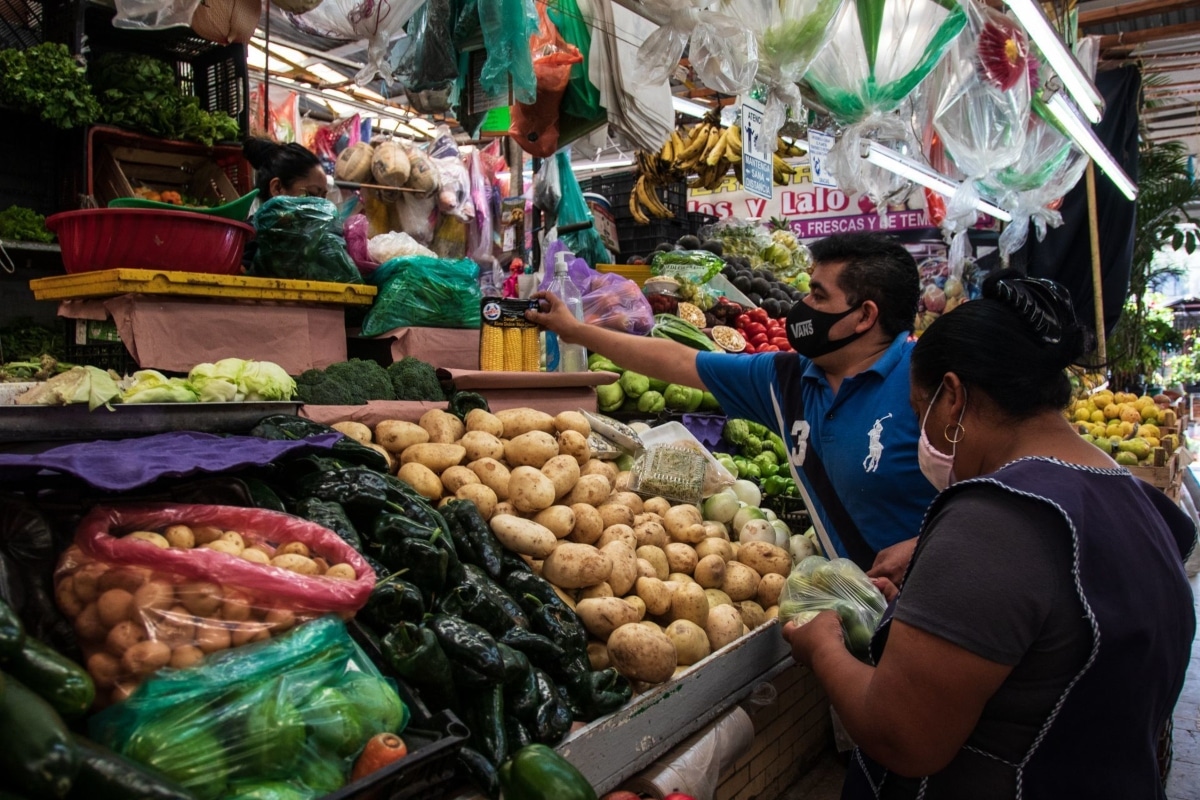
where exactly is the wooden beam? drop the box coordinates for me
[1082,0,1200,28]
[1100,20,1200,50]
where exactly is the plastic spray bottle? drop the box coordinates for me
[545,250,588,372]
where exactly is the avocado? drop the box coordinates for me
[763,298,782,318]
[653,242,674,254]
[677,234,702,249]
[747,292,763,305]
[770,288,789,302]
[700,239,725,256]
[733,275,753,293]
[760,269,776,282]
[750,277,772,296]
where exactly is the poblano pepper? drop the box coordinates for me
[528,602,587,661]
[250,415,390,471]
[443,500,506,579]
[505,716,533,752]
[457,747,500,799]
[506,665,541,724]
[438,585,516,638]
[496,642,532,685]
[460,564,529,630]
[562,668,632,721]
[242,476,287,513]
[499,744,597,800]
[498,627,566,672]
[381,622,457,713]
[428,614,505,682]
[447,391,490,421]
[466,683,508,766]
[531,670,572,745]
[293,497,362,551]
[503,572,572,616]
[376,536,448,596]
[361,575,425,628]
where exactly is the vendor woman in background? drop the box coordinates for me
[785,271,1196,798]
[243,137,328,199]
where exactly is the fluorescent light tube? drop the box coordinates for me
[571,158,635,174]
[1004,0,1103,123]
[1044,91,1138,201]
[860,141,1014,222]
[672,96,712,119]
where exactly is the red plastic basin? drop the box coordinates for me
[46,208,256,275]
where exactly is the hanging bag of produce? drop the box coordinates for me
[250,196,364,284]
[554,151,611,267]
[539,241,654,335]
[54,503,375,705]
[361,255,483,334]
[807,0,967,205]
[392,0,459,114]
[929,0,1033,269]
[89,616,408,800]
[509,0,583,159]
[478,0,539,105]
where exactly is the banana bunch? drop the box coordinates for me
[629,172,675,224]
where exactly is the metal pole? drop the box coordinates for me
[1086,160,1108,363]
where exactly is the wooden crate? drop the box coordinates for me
[1128,449,1181,498]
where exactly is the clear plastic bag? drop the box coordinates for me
[510,0,583,158]
[637,0,758,97]
[826,111,919,213]
[540,241,654,335]
[391,0,458,114]
[638,421,736,497]
[467,148,497,270]
[479,0,539,105]
[89,616,408,800]
[396,192,439,244]
[650,249,725,284]
[250,197,363,284]
[54,503,376,706]
[778,555,886,662]
[113,0,202,31]
[720,0,844,142]
[804,0,967,124]
[367,231,437,262]
[289,0,424,84]
[361,255,483,334]
[533,156,562,215]
[629,445,710,506]
[428,127,475,221]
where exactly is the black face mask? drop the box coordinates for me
[785,301,866,358]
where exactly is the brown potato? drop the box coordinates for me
[398,462,443,501]
[121,640,171,677]
[312,557,330,575]
[133,581,175,614]
[600,541,638,597]
[540,455,581,501]
[169,645,205,669]
[490,515,557,559]
[643,497,671,516]
[611,492,645,515]
[663,543,699,575]
[194,624,232,654]
[152,606,197,647]
[554,411,591,437]
[73,563,108,604]
[97,589,136,628]
[456,483,498,520]
[541,543,613,589]
[402,443,467,474]
[552,585,577,610]
[556,430,591,466]
[666,619,711,665]
[669,582,710,627]
[757,573,786,608]
[332,420,372,444]
[74,603,107,641]
[375,420,430,453]
[469,458,511,500]
[695,538,734,563]
[663,505,705,544]
[598,503,635,530]
[704,588,734,609]
[178,582,223,616]
[508,466,557,514]
[614,471,633,493]
[736,541,792,577]
[105,620,147,656]
[636,546,670,581]
[722,562,762,602]
[127,531,170,549]
[99,567,153,595]
[326,563,357,580]
[597,524,637,551]
[579,583,614,600]
[222,592,254,622]
[587,640,611,670]
[369,444,397,473]
[441,465,480,494]
[87,651,122,689]
[461,430,505,463]
[241,548,271,565]
[231,622,271,647]
[565,474,612,507]
[636,558,658,579]
[735,600,767,630]
[532,505,576,539]
[496,408,556,439]
[607,623,677,684]
[764,605,780,621]
[493,501,516,518]
[264,608,297,633]
[693,554,727,589]
[505,431,560,469]
[465,408,505,437]
[668,572,697,584]
[568,504,605,545]
[55,577,85,618]
[271,554,320,575]
[633,521,668,549]
[276,541,310,558]
[419,409,465,444]
[576,597,641,640]
[636,576,672,616]
[706,604,745,650]
[202,540,243,557]
[580,458,619,483]
[191,525,224,545]
[624,595,647,621]
[164,525,196,549]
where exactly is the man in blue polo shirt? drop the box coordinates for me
[527,233,936,581]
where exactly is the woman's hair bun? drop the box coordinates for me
[982,269,1077,345]
[242,137,281,170]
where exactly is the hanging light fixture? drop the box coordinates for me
[1043,91,1138,201]
[860,141,1014,222]
[1003,0,1103,123]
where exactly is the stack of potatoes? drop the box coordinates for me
[332,407,793,688]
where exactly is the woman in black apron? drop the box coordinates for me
[785,270,1196,799]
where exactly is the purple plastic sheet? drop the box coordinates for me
[0,431,342,491]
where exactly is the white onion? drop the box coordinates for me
[731,479,762,507]
[789,534,816,562]
[771,520,791,549]
[739,518,776,544]
[733,505,766,535]
[761,508,777,522]
[701,490,740,524]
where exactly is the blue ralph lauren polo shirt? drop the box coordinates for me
[696,333,936,566]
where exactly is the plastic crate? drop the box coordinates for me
[338,621,470,800]
[621,217,688,260]
[62,318,140,375]
[686,211,719,235]
[78,4,250,139]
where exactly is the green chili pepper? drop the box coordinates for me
[457,747,500,799]
[466,683,508,767]
[381,622,458,713]
[361,575,425,628]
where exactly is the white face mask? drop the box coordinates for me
[917,382,967,492]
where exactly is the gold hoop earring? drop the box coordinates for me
[944,423,965,444]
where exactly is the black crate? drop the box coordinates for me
[77,4,250,140]
[62,318,140,375]
[621,217,688,260]
[581,173,687,221]
[0,0,73,50]
[0,115,83,215]
[686,211,718,236]
[338,621,470,800]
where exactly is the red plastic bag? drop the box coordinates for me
[509,0,582,158]
[55,503,375,707]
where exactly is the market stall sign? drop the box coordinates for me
[739,97,773,201]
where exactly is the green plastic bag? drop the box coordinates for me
[478,0,538,104]
[89,617,409,800]
[547,0,603,123]
[362,255,483,334]
[555,152,611,267]
[250,197,363,285]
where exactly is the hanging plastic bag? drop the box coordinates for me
[479,0,539,104]
[467,148,497,270]
[342,214,378,275]
[54,503,375,704]
[367,231,437,262]
[931,0,1033,269]
[428,126,475,221]
[555,151,611,266]
[778,555,886,663]
[396,192,440,244]
[289,0,424,84]
[532,155,562,215]
[90,616,407,799]
[547,0,605,122]
[361,256,483,334]
[510,0,583,159]
[112,0,202,30]
[392,0,459,114]
[637,0,759,97]
[250,197,363,284]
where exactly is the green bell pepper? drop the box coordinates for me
[595,382,623,412]
[499,744,597,800]
[716,454,738,478]
[618,371,649,399]
[739,462,761,480]
[763,474,792,497]
[637,390,665,414]
[588,354,622,373]
[754,450,778,467]
[759,463,780,479]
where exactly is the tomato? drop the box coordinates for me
[750,334,768,347]
[663,794,698,800]
[750,308,769,323]
[761,344,780,352]
[742,344,756,353]
[743,322,766,338]
[769,336,790,348]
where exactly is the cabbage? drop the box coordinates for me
[15,366,121,410]
[239,360,296,401]
[189,362,240,402]
[121,370,199,404]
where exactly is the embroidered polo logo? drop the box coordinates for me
[862,413,892,473]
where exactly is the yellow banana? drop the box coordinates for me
[705,128,729,167]
[727,125,743,157]
[660,135,675,163]
[629,186,650,224]
[676,123,711,166]
[670,129,686,159]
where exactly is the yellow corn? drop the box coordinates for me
[504,327,523,371]
[480,324,504,370]
[521,327,539,371]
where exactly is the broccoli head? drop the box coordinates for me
[324,358,395,402]
[294,369,359,405]
[387,357,445,402]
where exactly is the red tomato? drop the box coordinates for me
[751,334,768,347]
[601,793,644,800]
[753,308,770,323]
[769,336,790,348]
[743,322,766,338]
[743,344,757,353]
[761,344,780,352]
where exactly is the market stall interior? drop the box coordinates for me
[0,0,1198,798]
